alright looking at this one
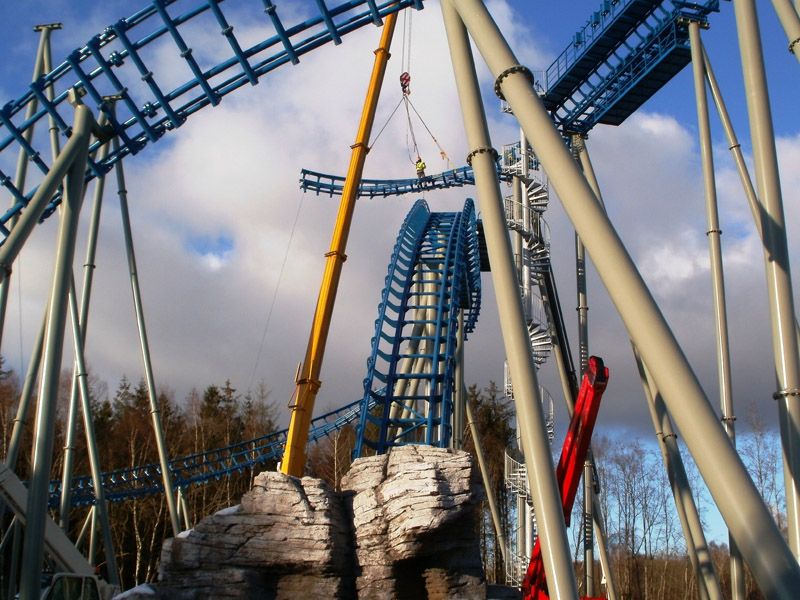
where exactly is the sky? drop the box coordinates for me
[0,0,798,537]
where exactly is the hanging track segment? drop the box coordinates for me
[300,165,513,197]
[354,198,481,456]
[0,0,423,243]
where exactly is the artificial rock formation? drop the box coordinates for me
[342,445,485,598]
[117,445,486,599]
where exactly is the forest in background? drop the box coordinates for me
[0,361,787,598]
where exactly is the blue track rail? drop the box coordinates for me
[354,198,481,456]
[0,0,423,242]
[299,166,513,197]
[55,198,481,504]
[52,396,373,507]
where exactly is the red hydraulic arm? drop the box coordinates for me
[522,356,609,600]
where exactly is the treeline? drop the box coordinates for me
[0,361,788,598]
[460,384,786,600]
[0,361,278,590]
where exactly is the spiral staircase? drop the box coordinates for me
[498,138,558,585]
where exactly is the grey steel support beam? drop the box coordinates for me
[441,3,578,597]
[5,311,46,470]
[19,104,93,600]
[771,0,800,62]
[688,24,745,600]
[703,44,800,354]
[582,460,594,596]
[733,0,800,558]
[5,520,21,600]
[111,136,181,536]
[0,118,90,280]
[451,0,800,594]
[463,334,506,562]
[59,276,120,583]
[0,464,93,577]
[570,137,619,600]
[701,47,762,238]
[634,347,720,600]
[570,134,593,598]
[0,24,60,352]
[59,116,111,530]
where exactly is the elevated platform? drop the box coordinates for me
[300,165,513,198]
[543,0,662,105]
[542,0,722,132]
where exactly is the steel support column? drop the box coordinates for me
[571,134,593,598]
[5,311,46,471]
[634,347,720,600]
[771,0,800,63]
[59,115,111,530]
[64,276,119,583]
[688,23,744,599]
[703,44,800,356]
[733,0,800,558]
[442,2,578,597]
[112,136,181,536]
[465,371,507,562]
[451,0,800,594]
[570,136,620,600]
[0,24,62,352]
[19,104,93,600]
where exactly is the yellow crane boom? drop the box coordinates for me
[280,11,399,476]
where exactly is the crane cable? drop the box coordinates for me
[370,8,453,169]
[247,194,305,393]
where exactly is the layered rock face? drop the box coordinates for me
[342,446,485,599]
[118,446,486,600]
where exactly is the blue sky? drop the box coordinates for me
[1,0,797,545]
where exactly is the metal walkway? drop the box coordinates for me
[542,0,723,132]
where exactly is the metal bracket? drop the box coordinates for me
[493,64,534,100]
[773,388,800,400]
[466,146,498,166]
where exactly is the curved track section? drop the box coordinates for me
[300,165,513,197]
[0,0,422,240]
[54,197,481,506]
[53,396,372,507]
[354,198,481,456]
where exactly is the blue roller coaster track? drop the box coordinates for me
[0,0,423,242]
[0,0,727,240]
[52,198,481,505]
[299,166,514,197]
[52,396,368,508]
[354,198,481,456]
[3,0,729,509]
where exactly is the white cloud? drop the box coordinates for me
[2,0,798,449]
